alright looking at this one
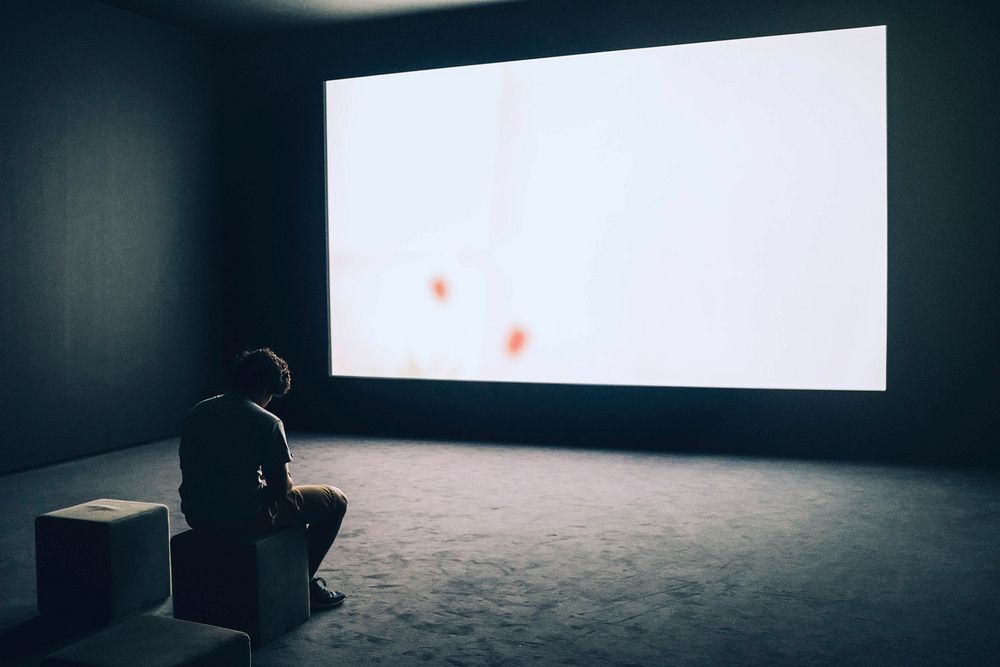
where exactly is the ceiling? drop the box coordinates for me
[100,0,528,34]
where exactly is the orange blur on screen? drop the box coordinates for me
[431,277,448,302]
[507,327,527,357]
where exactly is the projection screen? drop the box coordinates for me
[325,26,887,390]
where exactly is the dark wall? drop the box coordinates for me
[216,0,1000,465]
[0,1,221,473]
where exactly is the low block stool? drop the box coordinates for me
[42,614,250,667]
[36,499,170,622]
[171,525,309,647]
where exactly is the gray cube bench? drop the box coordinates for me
[171,525,309,647]
[36,499,170,622]
[42,614,250,667]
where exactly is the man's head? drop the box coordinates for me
[231,348,291,406]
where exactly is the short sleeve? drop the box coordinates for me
[260,419,293,468]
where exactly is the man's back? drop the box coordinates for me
[178,393,291,530]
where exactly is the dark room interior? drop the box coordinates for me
[1,0,998,665]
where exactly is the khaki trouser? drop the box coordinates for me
[256,484,348,579]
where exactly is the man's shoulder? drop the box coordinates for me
[246,398,283,429]
[184,394,233,421]
[185,394,275,423]
[187,394,224,411]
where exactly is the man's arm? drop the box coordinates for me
[261,462,293,501]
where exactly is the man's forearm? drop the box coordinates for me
[261,465,293,502]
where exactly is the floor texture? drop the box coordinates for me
[1,435,998,665]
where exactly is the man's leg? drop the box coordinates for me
[283,485,348,578]
[266,483,348,609]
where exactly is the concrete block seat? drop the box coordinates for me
[171,525,309,647]
[42,614,250,667]
[35,499,170,622]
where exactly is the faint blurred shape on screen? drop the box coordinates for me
[506,326,528,358]
[431,276,449,302]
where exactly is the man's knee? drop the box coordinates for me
[291,484,346,524]
[324,485,348,518]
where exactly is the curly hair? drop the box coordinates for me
[231,348,291,398]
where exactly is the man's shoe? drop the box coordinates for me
[310,576,346,610]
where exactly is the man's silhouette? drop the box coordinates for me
[178,348,347,609]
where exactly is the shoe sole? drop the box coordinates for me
[311,597,346,610]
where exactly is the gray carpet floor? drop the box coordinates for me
[1,435,998,665]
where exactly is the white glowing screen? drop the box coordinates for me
[325,26,886,390]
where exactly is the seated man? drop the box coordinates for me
[178,348,348,609]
